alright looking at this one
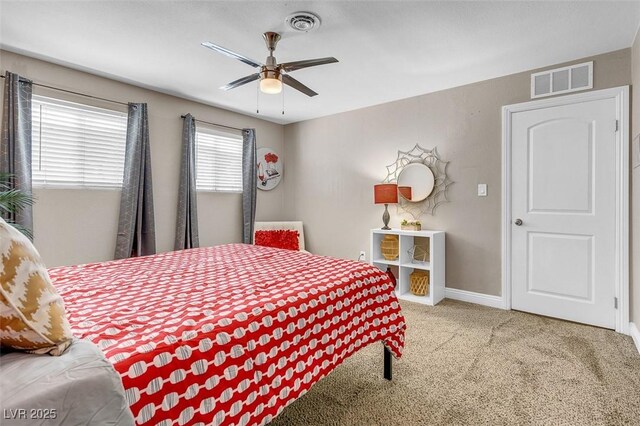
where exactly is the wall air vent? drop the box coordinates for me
[531,61,593,99]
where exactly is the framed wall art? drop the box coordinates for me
[257,147,283,190]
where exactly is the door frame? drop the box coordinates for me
[501,86,629,334]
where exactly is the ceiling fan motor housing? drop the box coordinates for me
[261,69,281,81]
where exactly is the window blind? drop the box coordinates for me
[31,95,128,188]
[195,127,243,192]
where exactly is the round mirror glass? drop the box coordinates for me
[397,163,435,202]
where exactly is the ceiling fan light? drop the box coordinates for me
[260,77,282,94]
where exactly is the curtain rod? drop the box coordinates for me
[1,74,245,131]
[180,115,243,132]
[0,74,129,107]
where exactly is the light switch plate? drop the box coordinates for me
[478,184,487,197]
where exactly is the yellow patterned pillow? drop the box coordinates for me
[0,217,73,355]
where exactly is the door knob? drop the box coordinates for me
[514,219,523,226]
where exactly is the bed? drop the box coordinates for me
[49,244,406,425]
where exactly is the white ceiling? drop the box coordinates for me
[1,1,639,124]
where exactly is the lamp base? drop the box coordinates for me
[381,204,391,230]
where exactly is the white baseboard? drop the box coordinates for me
[445,288,505,310]
[630,322,640,354]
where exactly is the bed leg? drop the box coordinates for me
[383,345,392,381]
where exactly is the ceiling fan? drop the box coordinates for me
[202,32,338,97]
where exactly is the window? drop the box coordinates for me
[32,96,127,188]
[195,127,243,192]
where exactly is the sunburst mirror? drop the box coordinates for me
[382,144,452,218]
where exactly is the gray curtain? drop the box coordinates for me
[114,103,156,259]
[1,71,33,235]
[174,113,199,250]
[242,128,257,244]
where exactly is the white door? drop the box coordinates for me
[510,96,618,329]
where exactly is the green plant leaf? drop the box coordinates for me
[0,173,36,239]
[0,189,34,214]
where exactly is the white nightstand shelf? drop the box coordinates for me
[372,258,400,266]
[371,228,445,306]
[401,261,430,271]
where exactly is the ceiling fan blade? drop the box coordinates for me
[201,41,262,68]
[279,57,338,72]
[282,74,318,97]
[221,73,260,91]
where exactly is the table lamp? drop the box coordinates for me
[373,183,398,230]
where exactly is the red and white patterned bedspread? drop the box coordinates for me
[50,244,406,426]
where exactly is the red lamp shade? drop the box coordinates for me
[374,183,398,204]
[398,186,412,201]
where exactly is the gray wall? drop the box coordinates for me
[0,49,285,266]
[283,49,631,297]
[631,30,640,325]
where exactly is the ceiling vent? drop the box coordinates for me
[286,12,321,32]
[531,61,593,99]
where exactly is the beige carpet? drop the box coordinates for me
[271,300,640,426]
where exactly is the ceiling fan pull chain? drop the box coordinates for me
[256,82,260,114]
[282,85,285,115]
